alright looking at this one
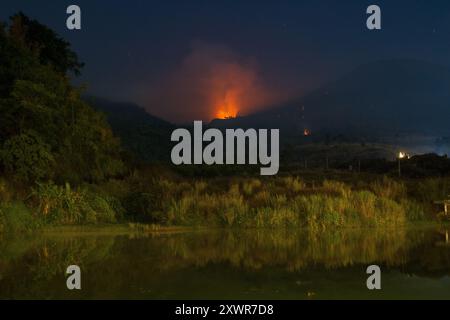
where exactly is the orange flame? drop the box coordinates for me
[216,109,237,119]
[215,90,239,119]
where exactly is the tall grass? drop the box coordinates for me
[163,177,410,228]
[1,171,445,232]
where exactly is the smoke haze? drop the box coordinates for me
[143,42,282,123]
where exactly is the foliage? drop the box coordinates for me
[0,201,41,234]
[123,192,164,223]
[0,13,125,184]
[8,12,84,75]
[1,130,54,181]
[31,182,119,225]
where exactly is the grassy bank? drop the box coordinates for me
[151,176,417,228]
[2,170,449,234]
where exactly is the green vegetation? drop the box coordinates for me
[31,182,120,225]
[0,201,41,234]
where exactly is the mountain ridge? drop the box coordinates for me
[210,59,450,138]
[85,96,174,163]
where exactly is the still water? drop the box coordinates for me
[0,226,449,299]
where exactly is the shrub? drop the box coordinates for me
[31,182,118,224]
[123,192,164,223]
[0,202,41,234]
[0,130,54,182]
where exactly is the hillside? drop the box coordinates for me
[211,59,450,138]
[86,97,174,163]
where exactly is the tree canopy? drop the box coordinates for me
[0,13,125,184]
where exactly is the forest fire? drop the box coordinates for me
[148,42,280,122]
[216,109,238,119]
[214,91,239,119]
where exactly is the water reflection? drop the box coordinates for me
[0,226,449,299]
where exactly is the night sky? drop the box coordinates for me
[1,0,449,122]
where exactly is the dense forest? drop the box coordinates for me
[0,13,125,184]
[0,14,449,235]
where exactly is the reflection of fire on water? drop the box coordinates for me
[303,128,311,136]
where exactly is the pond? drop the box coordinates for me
[0,225,449,299]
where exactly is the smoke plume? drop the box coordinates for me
[144,42,278,123]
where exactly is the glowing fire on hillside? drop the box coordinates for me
[216,109,238,119]
[214,90,239,119]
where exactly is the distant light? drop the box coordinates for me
[304,128,311,136]
[398,151,409,159]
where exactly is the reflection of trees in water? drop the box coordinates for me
[0,236,116,298]
[149,228,421,271]
[0,228,445,274]
[0,227,449,298]
[400,227,450,278]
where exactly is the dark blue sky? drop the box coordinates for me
[1,1,449,122]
